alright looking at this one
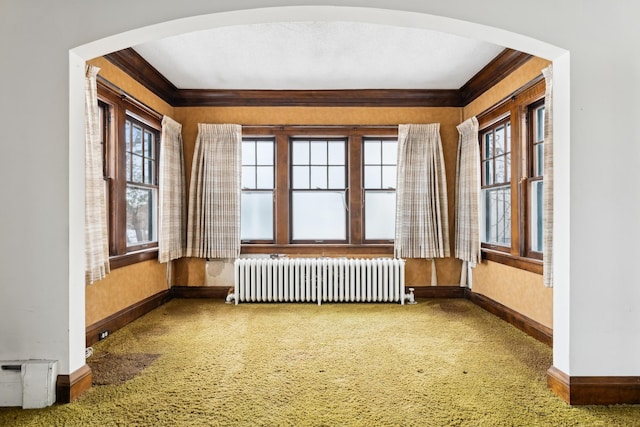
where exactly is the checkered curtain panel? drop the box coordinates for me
[394,124,450,260]
[84,65,110,284]
[542,66,554,288]
[158,116,186,263]
[186,124,242,259]
[455,117,481,287]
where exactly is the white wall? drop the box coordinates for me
[1,0,638,379]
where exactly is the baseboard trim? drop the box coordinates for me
[412,285,466,299]
[56,364,92,404]
[171,285,231,299]
[86,289,172,347]
[547,366,640,405]
[464,289,553,347]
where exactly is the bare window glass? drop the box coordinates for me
[241,137,275,242]
[363,138,397,241]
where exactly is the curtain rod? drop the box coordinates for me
[96,75,164,121]
[241,125,398,129]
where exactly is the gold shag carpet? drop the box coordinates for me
[1,299,639,426]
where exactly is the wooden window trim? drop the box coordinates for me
[478,78,546,271]
[242,125,397,253]
[98,82,160,269]
[362,137,397,244]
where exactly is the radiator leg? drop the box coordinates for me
[404,287,417,305]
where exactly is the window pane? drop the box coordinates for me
[132,125,143,155]
[364,165,381,189]
[483,132,493,158]
[144,131,154,157]
[482,186,511,246]
[530,181,544,252]
[536,144,544,176]
[382,165,396,189]
[144,159,155,184]
[364,140,381,164]
[292,141,308,165]
[256,166,273,189]
[241,191,273,241]
[495,125,505,155]
[536,106,545,142]
[328,141,344,165]
[256,141,273,165]
[292,191,346,240]
[382,141,397,165]
[131,154,143,183]
[505,122,511,153]
[310,166,326,189]
[126,186,156,246]
[365,191,395,240]
[292,166,309,189]
[242,141,255,165]
[126,152,131,181]
[328,166,345,188]
[483,160,493,185]
[310,141,327,165]
[242,166,256,189]
[125,121,131,151]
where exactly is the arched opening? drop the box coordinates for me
[69,3,570,391]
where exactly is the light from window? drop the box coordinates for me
[125,119,158,248]
[291,139,347,242]
[241,138,274,241]
[363,138,397,241]
[530,105,545,253]
[481,121,511,247]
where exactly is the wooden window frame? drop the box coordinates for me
[362,137,397,244]
[98,82,161,269]
[523,98,545,260]
[240,125,397,256]
[477,78,545,274]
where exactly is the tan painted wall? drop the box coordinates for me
[85,57,174,328]
[464,56,553,329]
[173,106,464,286]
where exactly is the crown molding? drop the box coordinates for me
[104,47,532,108]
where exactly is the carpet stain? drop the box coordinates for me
[89,352,160,385]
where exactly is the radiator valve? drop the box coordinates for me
[405,287,417,305]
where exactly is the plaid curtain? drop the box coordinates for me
[186,124,241,259]
[394,124,450,261]
[455,117,481,287]
[158,116,186,264]
[542,65,554,288]
[84,64,110,284]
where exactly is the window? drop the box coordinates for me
[290,138,347,242]
[124,116,159,251]
[98,82,161,268]
[477,78,545,273]
[240,126,397,255]
[363,138,397,241]
[241,137,275,242]
[526,100,545,258]
[481,119,512,248]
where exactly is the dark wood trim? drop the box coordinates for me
[85,290,171,346]
[104,48,177,104]
[109,249,158,270]
[412,285,465,299]
[465,289,552,346]
[102,47,531,107]
[460,48,533,105]
[547,366,640,405]
[172,286,231,299]
[481,249,543,275]
[241,244,394,257]
[56,364,92,404]
[173,88,462,107]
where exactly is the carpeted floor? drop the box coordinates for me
[1,298,639,426]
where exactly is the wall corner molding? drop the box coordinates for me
[56,364,92,404]
[547,366,640,405]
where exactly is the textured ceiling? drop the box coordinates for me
[133,22,504,90]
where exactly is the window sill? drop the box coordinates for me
[481,248,542,275]
[110,249,158,270]
[241,244,393,257]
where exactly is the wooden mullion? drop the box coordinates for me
[275,131,289,245]
[349,133,362,245]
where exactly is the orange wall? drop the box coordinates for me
[173,106,464,287]
[85,57,174,328]
[464,56,553,329]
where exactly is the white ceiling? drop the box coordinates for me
[133,22,504,90]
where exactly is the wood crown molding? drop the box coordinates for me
[547,366,640,405]
[104,47,532,107]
